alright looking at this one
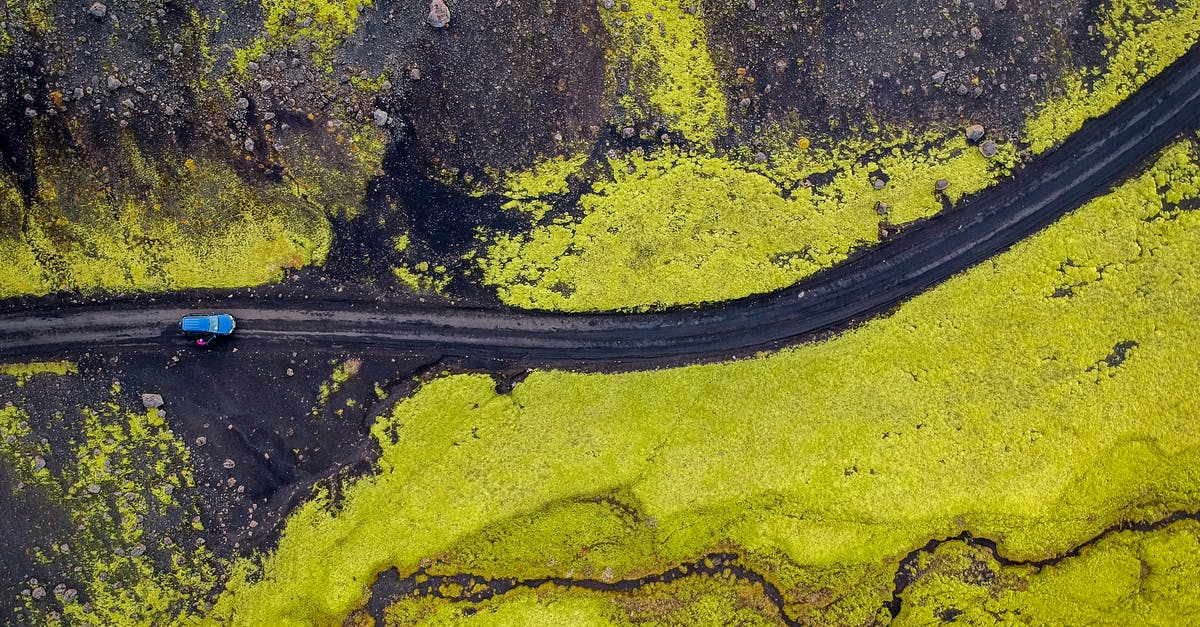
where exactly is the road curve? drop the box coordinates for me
[3,43,1200,369]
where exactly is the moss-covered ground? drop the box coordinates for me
[0,382,212,624]
[212,136,1200,623]
[473,0,1200,312]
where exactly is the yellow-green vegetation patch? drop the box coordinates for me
[0,131,332,298]
[273,124,387,219]
[379,576,782,626]
[480,132,1015,311]
[1026,0,1200,153]
[233,0,375,72]
[215,140,1200,623]
[316,357,363,409]
[0,361,78,387]
[896,519,1200,623]
[0,391,213,623]
[600,0,727,144]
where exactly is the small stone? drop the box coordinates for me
[427,0,450,27]
[163,105,175,116]
[243,138,255,152]
[87,2,106,17]
[235,97,249,109]
[246,61,259,71]
[372,109,389,127]
[130,544,146,557]
[993,0,1007,9]
[259,80,272,92]
[72,87,84,100]
[602,0,614,8]
[738,97,751,109]
[970,26,982,40]
[87,484,101,493]
[141,393,163,408]
[935,178,950,191]
[223,459,236,469]
[932,70,946,86]
[173,42,183,55]
[873,178,886,190]
[32,456,45,471]
[979,140,998,158]
[922,28,932,38]
[408,67,421,81]
[621,126,635,139]
[746,0,756,8]
[24,107,36,118]
[285,368,294,377]
[54,584,66,596]
[195,436,207,446]
[381,80,393,90]
[106,75,122,90]
[63,589,77,603]
[965,124,985,141]
[875,202,888,216]
[1028,73,1039,83]
[32,587,46,600]
[552,131,563,142]
[754,151,767,163]
[120,98,133,108]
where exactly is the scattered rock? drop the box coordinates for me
[932,70,946,86]
[875,202,888,215]
[259,80,272,92]
[235,97,249,109]
[980,140,998,158]
[1028,73,1039,83]
[372,109,389,127]
[408,67,421,81]
[223,459,236,469]
[72,87,84,100]
[621,126,636,139]
[935,178,950,191]
[285,368,294,377]
[63,589,77,604]
[872,178,886,190]
[754,151,767,163]
[106,75,122,91]
[32,587,46,600]
[970,26,982,41]
[602,0,614,8]
[87,2,106,18]
[130,544,146,557]
[993,0,1007,9]
[32,456,45,471]
[172,42,183,55]
[243,138,255,152]
[24,108,36,118]
[965,124,985,141]
[738,97,751,109]
[195,436,207,446]
[427,0,450,27]
[141,393,163,409]
[86,484,101,494]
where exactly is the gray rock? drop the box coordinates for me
[621,126,636,139]
[106,75,122,90]
[86,484,101,494]
[243,138,255,152]
[63,589,77,603]
[223,458,236,469]
[32,587,46,600]
[373,109,389,126]
[602,0,614,8]
[932,70,946,86]
[935,178,950,191]
[87,2,106,17]
[120,98,133,108]
[754,151,767,163]
[876,202,888,215]
[235,97,249,109]
[130,544,146,557]
[1028,73,1039,83]
[259,80,273,92]
[408,67,421,80]
[427,0,450,27]
[72,87,84,100]
[195,436,207,446]
[173,42,183,55]
[141,393,163,408]
[970,26,982,41]
[993,0,1007,8]
[980,140,998,158]
[32,456,45,471]
[24,107,37,118]
[965,124,985,141]
[873,178,886,190]
[738,97,751,108]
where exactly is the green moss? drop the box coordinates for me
[1,387,213,624]
[274,125,387,219]
[600,0,727,144]
[1025,0,1200,153]
[896,520,1200,624]
[214,140,1200,623]
[0,131,333,298]
[0,361,78,387]
[233,0,374,73]
[480,132,1015,311]
[380,576,782,626]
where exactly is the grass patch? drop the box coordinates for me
[215,137,1200,623]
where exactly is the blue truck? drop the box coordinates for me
[179,314,236,346]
